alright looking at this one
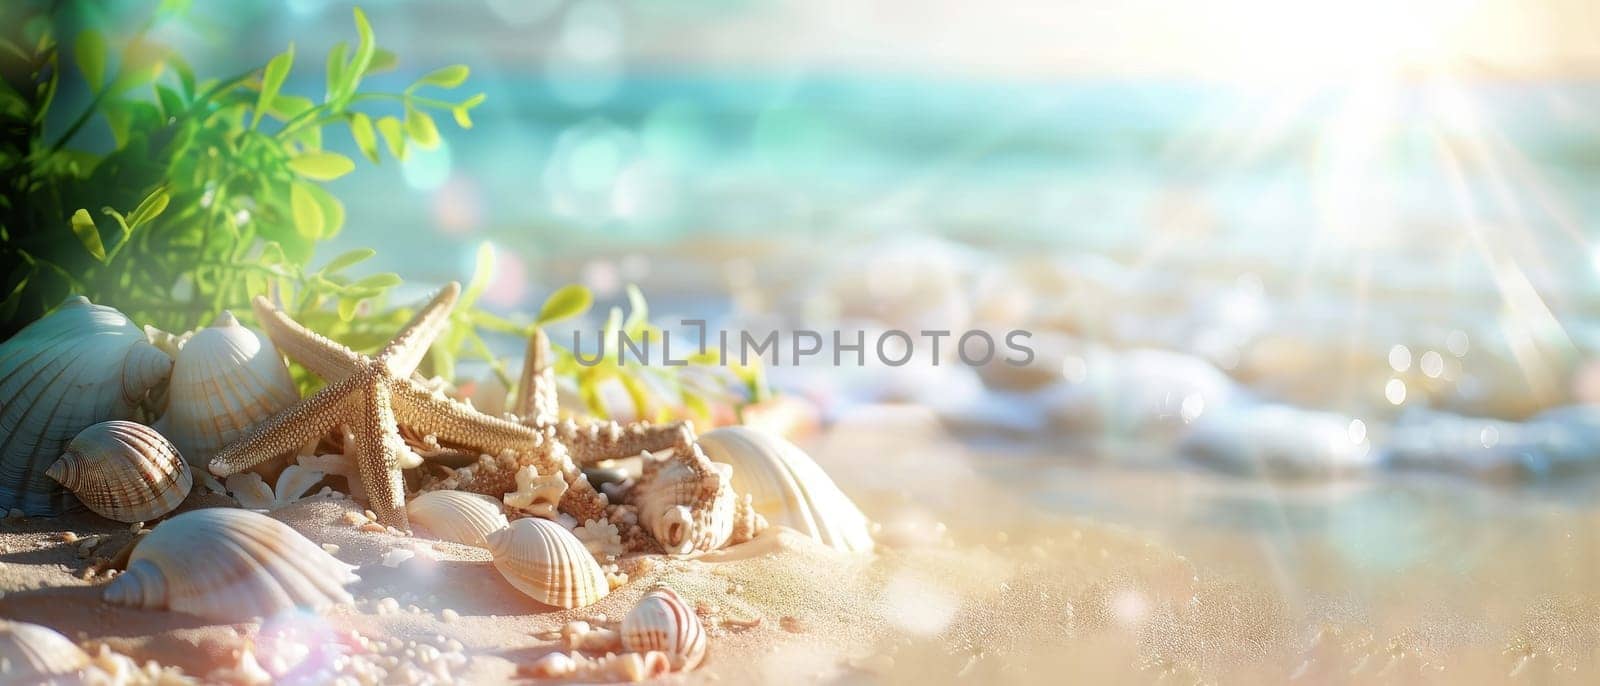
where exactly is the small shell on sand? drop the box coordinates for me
[101,508,358,622]
[47,420,192,523]
[486,517,609,609]
[621,586,707,671]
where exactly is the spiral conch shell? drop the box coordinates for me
[697,426,874,553]
[629,431,748,554]
[46,420,191,523]
[407,490,509,548]
[0,296,173,515]
[154,310,299,468]
[102,508,358,621]
[485,517,608,609]
[0,619,89,680]
[621,586,707,671]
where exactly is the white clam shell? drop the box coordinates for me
[102,508,358,621]
[698,427,874,553]
[485,517,608,609]
[621,586,706,671]
[0,619,89,679]
[0,296,173,515]
[408,490,509,548]
[47,420,191,523]
[154,311,299,468]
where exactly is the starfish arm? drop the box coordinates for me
[392,375,540,451]
[512,327,560,424]
[210,377,356,476]
[378,282,460,378]
[251,295,363,382]
[356,384,411,529]
[557,419,693,466]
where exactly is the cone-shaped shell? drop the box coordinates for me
[154,311,299,468]
[698,426,874,553]
[0,619,89,680]
[407,490,508,548]
[621,587,706,671]
[102,508,358,621]
[0,296,173,515]
[47,420,191,523]
[485,517,608,609]
[631,434,738,554]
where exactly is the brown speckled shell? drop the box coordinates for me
[47,421,191,523]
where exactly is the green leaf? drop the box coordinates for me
[268,94,314,120]
[170,53,197,100]
[310,183,345,238]
[75,30,106,91]
[127,188,170,229]
[368,48,398,74]
[322,248,376,274]
[623,284,648,336]
[452,93,485,129]
[337,296,359,321]
[462,241,495,305]
[155,84,184,118]
[348,112,379,163]
[348,8,376,81]
[253,43,294,128]
[416,64,468,89]
[289,183,325,240]
[404,106,440,150]
[351,273,402,291]
[538,284,593,325]
[287,151,355,180]
[324,40,348,101]
[376,116,406,160]
[70,208,106,261]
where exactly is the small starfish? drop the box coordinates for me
[210,283,544,529]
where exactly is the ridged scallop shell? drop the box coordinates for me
[154,311,299,468]
[102,508,358,621]
[485,517,608,609]
[621,586,706,671]
[697,426,874,553]
[46,421,191,523]
[631,436,737,554]
[407,490,508,548]
[0,296,173,515]
[0,619,89,680]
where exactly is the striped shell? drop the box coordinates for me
[46,421,191,523]
[0,297,172,515]
[485,517,608,609]
[407,490,509,548]
[154,311,299,468]
[631,437,737,554]
[621,586,706,671]
[102,508,358,621]
[0,619,89,680]
[698,426,874,553]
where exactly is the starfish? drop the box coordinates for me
[428,327,764,552]
[210,283,545,530]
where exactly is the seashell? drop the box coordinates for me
[154,311,299,468]
[46,420,191,523]
[407,490,508,548]
[621,586,707,671]
[102,507,358,621]
[0,296,173,515]
[630,430,739,554]
[0,619,90,680]
[485,517,608,609]
[698,426,874,553]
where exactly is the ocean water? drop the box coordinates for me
[336,74,1600,297]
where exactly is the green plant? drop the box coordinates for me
[0,1,482,339]
[0,1,769,420]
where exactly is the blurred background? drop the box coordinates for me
[76,0,1600,608]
